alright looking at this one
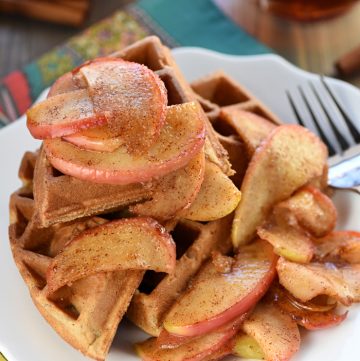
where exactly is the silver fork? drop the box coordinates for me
[286,77,360,194]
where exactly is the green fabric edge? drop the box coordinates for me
[135,0,272,55]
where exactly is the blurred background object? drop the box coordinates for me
[258,0,359,22]
[1,0,360,125]
[214,0,360,86]
[336,44,360,78]
[0,0,133,77]
[0,0,90,27]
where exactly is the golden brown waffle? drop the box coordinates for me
[34,148,153,227]
[191,71,281,125]
[34,36,232,227]
[127,215,232,336]
[191,71,282,188]
[10,155,144,361]
[18,150,38,187]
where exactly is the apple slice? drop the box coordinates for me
[130,150,205,221]
[46,217,176,294]
[270,285,347,330]
[136,333,229,361]
[182,161,241,222]
[315,231,360,264]
[220,108,276,156]
[163,239,278,337]
[47,71,79,97]
[257,217,314,263]
[27,89,108,139]
[276,185,337,237]
[156,311,248,350]
[295,310,347,330]
[277,257,360,305]
[232,124,327,248]
[78,58,167,151]
[44,102,206,185]
[63,125,124,152]
[232,333,265,360]
[136,314,246,361]
[242,302,300,361]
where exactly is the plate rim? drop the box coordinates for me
[1,47,360,361]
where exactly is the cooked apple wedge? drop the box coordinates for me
[63,126,123,152]
[163,239,277,337]
[136,314,245,361]
[220,108,276,156]
[315,231,360,264]
[232,333,264,360]
[232,332,265,360]
[78,58,167,151]
[242,302,300,361]
[257,218,314,263]
[47,71,79,97]
[232,124,327,248]
[156,311,247,350]
[271,285,347,330]
[277,257,360,305]
[136,333,229,361]
[44,102,206,185]
[182,161,241,222]
[27,89,108,139]
[131,150,205,221]
[276,186,337,237]
[46,217,176,294]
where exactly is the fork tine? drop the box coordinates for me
[321,76,360,144]
[286,90,306,127]
[308,82,350,152]
[297,86,336,156]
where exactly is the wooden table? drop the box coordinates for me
[214,0,360,87]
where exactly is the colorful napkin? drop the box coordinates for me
[0,0,271,127]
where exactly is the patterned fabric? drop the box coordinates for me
[0,11,148,125]
[0,0,271,127]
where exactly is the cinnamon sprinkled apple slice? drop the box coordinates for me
[163,239,278,337]
[232,124,327,248]
[44,102,206,185]
[277,257,360,305]
[78,58,167,151]
[63,126,123,152]
[136,314,246,361]
[242,301,300,361]
[315,231,360,264]
[182,161,241,222]
[258,217,315,264]
[47,71,81,97]
[276,185,337,238]
[46,217,176,294]
[28,58,167,150]
[27,89,108,139]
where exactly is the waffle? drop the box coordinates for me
[191,71,281,188]
[34,147,153,227]
[18,150,38,187]
[10,157,144,361]
[34,36,232,228]
[127,215,233,336]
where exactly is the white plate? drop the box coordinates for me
[1,48,359,361]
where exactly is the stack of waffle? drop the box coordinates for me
[9,36,291,360]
